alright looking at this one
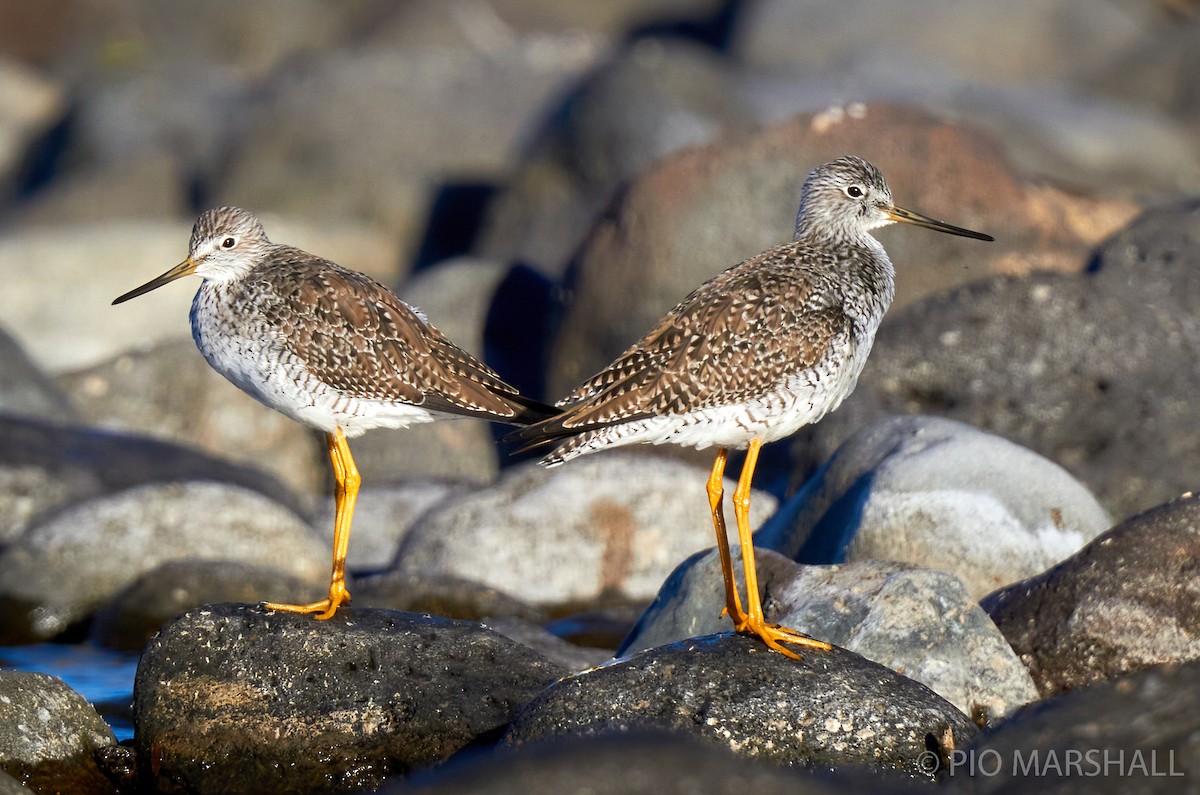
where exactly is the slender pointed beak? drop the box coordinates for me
[112,257,199,305]
[887,205,994,241]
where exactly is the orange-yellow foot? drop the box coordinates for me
[732,613,832,660]
[262,582,350,620]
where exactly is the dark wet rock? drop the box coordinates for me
[481,617,612,673]
[353,571,548,624]
[982,494,1200,699]
[758,416,1110,598]
[314,481,470,572]
[0,481,327,643]
[394,454,775,608]
[133,604,565,794]
[546,103,1137,399]
[477,37,752,277]
[0,326,77,425]
[391,731,873,795]
[0,670,116,795]
[798,200,1200,521]
[624,551,1037,720]
[505,633,977,778]
[0,415,305,538]
[89,560,325,653]
[948,659,1200,794]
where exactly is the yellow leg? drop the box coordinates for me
[263,428,356,619]
[707,448,746,623]
[732,437,831,659]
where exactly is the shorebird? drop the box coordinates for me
[113,206,554,619]
[513,156,993,658]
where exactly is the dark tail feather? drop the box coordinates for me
[504,393,560,426]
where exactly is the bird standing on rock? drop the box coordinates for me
[513,156,993,658]
[114,206,555,619]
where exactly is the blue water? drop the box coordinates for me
[0,644,139,741]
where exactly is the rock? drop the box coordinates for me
[0,414,304,547]
[347,259,517,486]
[391,730,857,795]
[134,604,564,793]
[376,0,730,41]
[0,670,116,795]
[1,221,194,373]
[0,481,327,643]
[982,494,1200,699]
[57,339,326,497]
[217,40,596,259]
[1090,16,1200,130]
[89,560,326,653]
[481,617,612,673]
[733,0,1152,83]
[545,604,646,650]
[0,771,29,794]
[760,416,1110,598]
[731,1,1200,198]
[314,481,470,572]
[0,325,77,425]
[948,659,1200,793]
[505,633,977,778]
[797,200,1200,521]
[624,550,1037,721]
[353,571,547,624]
[546,104,1137,399]
[394,454,776,608]
[0,57,64,194]
[476,37,752,277]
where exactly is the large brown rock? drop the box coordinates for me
[546,103,1137,398]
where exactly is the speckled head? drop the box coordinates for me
[186,206,273,282]
[112,206,274,305]
[794,155,993,244]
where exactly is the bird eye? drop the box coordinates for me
[845,185,865,198]
[221,237,236,248]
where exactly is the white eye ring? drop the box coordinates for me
[221,237,236,249]
[845,185,864,198]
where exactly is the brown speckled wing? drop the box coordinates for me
[256,251,537,421]
[549,241,849,432]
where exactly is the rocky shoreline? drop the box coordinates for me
[2,2,1200,793]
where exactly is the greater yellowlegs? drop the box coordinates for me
[114,206,554,619]
[513,156,993,658]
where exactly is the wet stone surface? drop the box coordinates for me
[133,604,565,794]
[505,633,978,779]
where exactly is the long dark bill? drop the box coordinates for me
[887,206,994,241]
[112,258,199,305]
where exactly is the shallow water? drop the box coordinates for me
[0,643,139,741]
